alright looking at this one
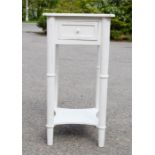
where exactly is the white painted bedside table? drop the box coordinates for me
[43,13,115,147]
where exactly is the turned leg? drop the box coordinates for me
[55,45,59,109]
[98,18,111,147]
[95,46,100,109]
[46,17,56,145]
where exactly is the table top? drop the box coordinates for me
[43,13,115,18]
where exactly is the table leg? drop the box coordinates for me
[46,17,56,145]
[98,18,111,147]
[55,45,59,109]
[96,46,100,109]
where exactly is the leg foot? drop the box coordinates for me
[98,128,106,147]
[47,127,54,145]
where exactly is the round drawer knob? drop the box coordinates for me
[76,28,80,34]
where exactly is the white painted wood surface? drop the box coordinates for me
[43,13,115,18]
[54,108,98,126]
[57,21,98,41]
[44,13,114,147]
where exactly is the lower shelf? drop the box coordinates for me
[54,108,98,126]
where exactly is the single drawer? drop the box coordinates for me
[57,21,99,41]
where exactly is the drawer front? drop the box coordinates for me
[57,21,99,41]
